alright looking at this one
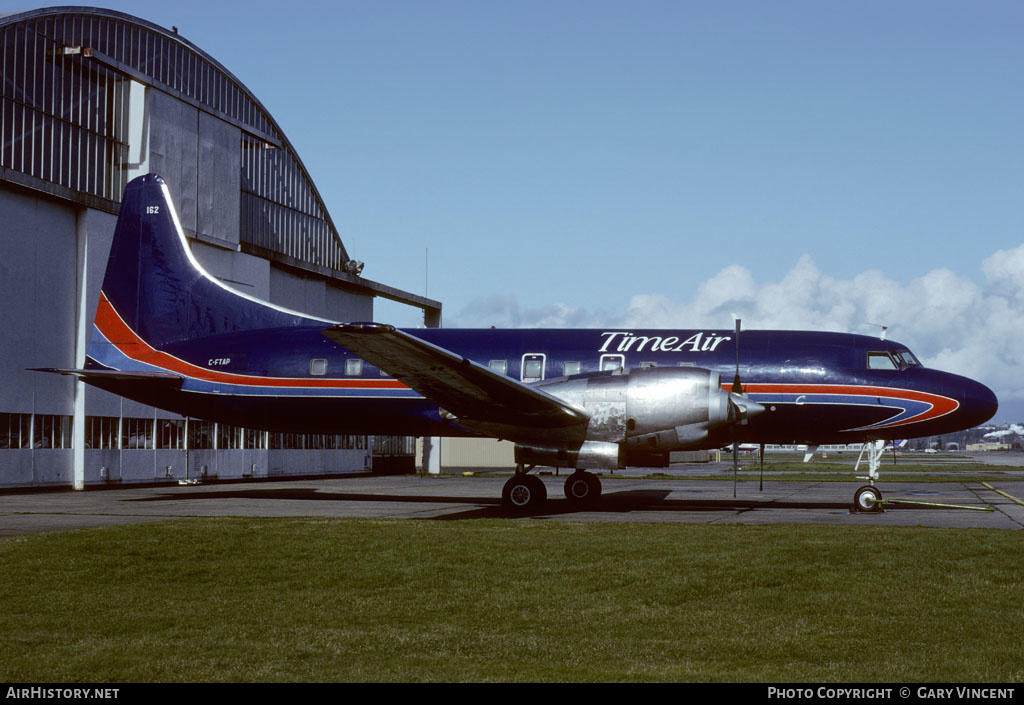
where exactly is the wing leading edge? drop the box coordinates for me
[322,324,589,439]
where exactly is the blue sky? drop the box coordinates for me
[8,1,1024,418]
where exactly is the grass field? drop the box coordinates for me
[1,518,1022,682]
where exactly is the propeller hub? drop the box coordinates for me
[728,393,765,422]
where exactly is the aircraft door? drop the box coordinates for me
[521,354,546,383]
[600,354,625,373]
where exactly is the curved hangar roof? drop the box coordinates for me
[0,6,439,315]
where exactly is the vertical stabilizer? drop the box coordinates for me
[97,174,323,352]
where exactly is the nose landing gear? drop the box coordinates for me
[853,484,884,513]
[852,440,886,512]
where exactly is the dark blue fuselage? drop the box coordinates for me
[92,324,996,446]
[77,175,998,453]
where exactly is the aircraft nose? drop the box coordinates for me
[961,379,999,428]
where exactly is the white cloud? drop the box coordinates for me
[452,294,596,329]
[450,245,1024,402]
[984,424,1024,438]
[982,244,1024,302]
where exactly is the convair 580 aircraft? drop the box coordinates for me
[38,175,998,511]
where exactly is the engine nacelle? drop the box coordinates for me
[536,366,763,452]
[513,441,677,470]
[515,440,621,470]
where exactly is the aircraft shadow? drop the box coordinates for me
[436,490,870,520]
[126,487,501,506]
[123,486,911,520]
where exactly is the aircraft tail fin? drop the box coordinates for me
[94,174,320,357]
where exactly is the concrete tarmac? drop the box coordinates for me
[2,470,1023,535]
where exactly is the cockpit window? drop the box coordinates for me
[895,351,921,369]
[867,351,899,370]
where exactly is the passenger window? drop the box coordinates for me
[600,354,625,373]
[345,358,363,376]
[489,360,508,375]
[867,352,898,370]
[677,361,695,368]
[640,361,657,369]
[309,359,327,376]
[521,354,545,383]
[563,361,581,376]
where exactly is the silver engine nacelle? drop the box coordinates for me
[536,366,764,453]
[514,439,622,471]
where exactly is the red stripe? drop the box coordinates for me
[95,292,962,419]
[95,293,410,390]
[729,382,958,425]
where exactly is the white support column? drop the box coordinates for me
[422,308,441,474]
[72,210,89,490]
[423,437,441,475]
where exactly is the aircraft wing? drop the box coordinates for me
[322,324,589,433]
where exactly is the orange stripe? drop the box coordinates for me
[730,382,959,424]
[740,382,956,408]
[95,293,410,390]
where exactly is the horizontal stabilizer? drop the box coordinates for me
[29,368,183,387]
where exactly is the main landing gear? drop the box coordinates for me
[501,465,546,512]
[501,466,604,512]
[564,470,602,505]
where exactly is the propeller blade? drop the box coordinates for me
[726,319,769,496]
[733,432,738,498]
[759,442,765,492]
[732,318,742,394]
[731,317,742,498]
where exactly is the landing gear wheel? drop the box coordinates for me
[854,485,884,513]
[502,474,547,512]
[564,471,602,505]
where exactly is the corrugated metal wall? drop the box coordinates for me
[0,9,401,488]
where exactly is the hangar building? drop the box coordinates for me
[0,6,441,488]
